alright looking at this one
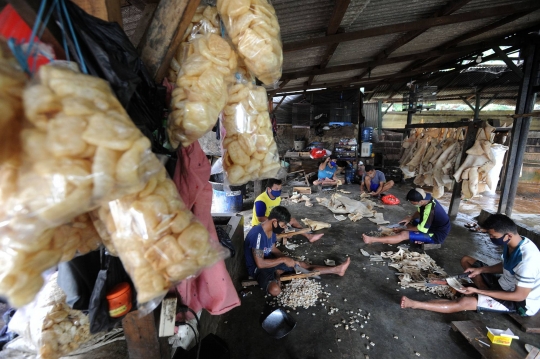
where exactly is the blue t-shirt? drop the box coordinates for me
[318,164,337,180]
[244,225,276,277]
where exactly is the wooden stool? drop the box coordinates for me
[509,312,540,333]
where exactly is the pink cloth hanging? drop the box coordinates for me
[173,141,240,315]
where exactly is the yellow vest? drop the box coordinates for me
[251,190,281,226]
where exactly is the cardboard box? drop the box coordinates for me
[486,327,519,346]
[293,187,312,194]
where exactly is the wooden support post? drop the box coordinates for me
[123,310,162,359]
[377,100,383,137]
[138,0,201,82]
[384,102,394,115]
[405,87,415,139]
[498,43,540,216]
[448,123,476,218]
[71,0,123,27]
[473,92,481,120]
[130,3,158,47]
[459,96,476,112]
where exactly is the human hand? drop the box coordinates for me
[464,267,482,278]
[370,191,377,196]
[283,257,297,268]
[393,228,405,233]
[457,286,478,295]
[399,216,413,226]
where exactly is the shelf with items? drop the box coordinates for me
[334,143,357,161]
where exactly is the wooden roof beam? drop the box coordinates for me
[282,37,521,80]
[400,11,535,73]
[283,2,540,52]
[492,46,524,79]
[307,0,351,86]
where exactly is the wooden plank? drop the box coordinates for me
[405,121,480,129]
[71,0,123,27]
[509,313,540,334]
[241,271,321,287]
[130,3,158,47]
[451,320,521,359]
[138,0,201,82]
[282,3,540,52]
[6,0,66,59]
[123,310,161,359]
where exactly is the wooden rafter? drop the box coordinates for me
[282,36,520,81]
[273,96,287,112]
[276,46,519,94]
[492,46,524,79]
[397,11,535,75]
[353,0,473,81]
[306,0,351,86]
[282,3,540,52]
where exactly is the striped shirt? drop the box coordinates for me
[500,237,540,316]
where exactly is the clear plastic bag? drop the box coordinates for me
[221,81,280,185]
[167,5,221,83]
[217,0,283,85]
[167,33,237,148]
[0,63,161,307]
[9,272,95,359]
[97,166,228,306]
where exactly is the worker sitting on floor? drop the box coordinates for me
[313,156,339,187]
[252,178,323,243]
[401,214,540,316]
[245,206,351,296]
[360,165,394,197]
[362,188,450,245]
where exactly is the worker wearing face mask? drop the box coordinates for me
[245,206,351,296]
[313,156,339,187]
[252,178,324,242]
[362,188,450,245]
[401,214,540,317]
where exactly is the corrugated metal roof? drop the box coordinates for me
[369,62,414,76]
[327,33,405,67]
[314,69,366,83]
[282,46,330,71]
[346,0,448,32]
[390,18,497,56]
[460,9,540,45]
[273,0,334,43]
[454,0,529,14]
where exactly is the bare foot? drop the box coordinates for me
[362,233,374,244]
[401,296,417,309]
[307,233,324,243]
[336,257,351,276]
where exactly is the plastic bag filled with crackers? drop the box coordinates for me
[0,62,160,307]
[167,33,237,149]
[168,5,220,83]
[9,272,95,359]
[221,80,280,185]
[217,0,282,85]
[1,63,162,241]
[95,166,228,306]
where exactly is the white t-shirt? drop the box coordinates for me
[499,237,540,316]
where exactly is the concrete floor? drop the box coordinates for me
[3,182,540,358]
[213,182,539,359]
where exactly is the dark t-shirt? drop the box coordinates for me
[244,225,276,277]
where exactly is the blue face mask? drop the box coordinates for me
[270,190,281,198]
[490,233,510,246]
[330,161,337,167]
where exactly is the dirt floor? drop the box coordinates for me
[211,182,540,359]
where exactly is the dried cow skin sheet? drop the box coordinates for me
[368,213,389,225]
[301,218,331,231]
[316,193,375,217]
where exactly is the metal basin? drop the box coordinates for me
[261,308,296,339]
